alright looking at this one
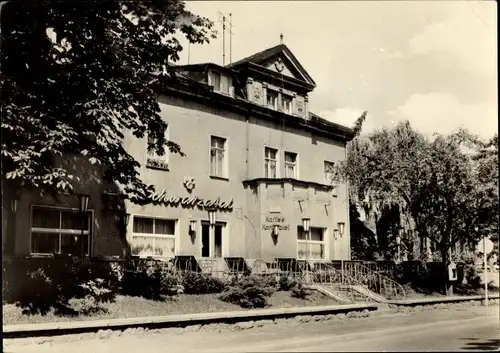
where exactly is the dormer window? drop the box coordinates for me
[266,90,278,110]
[281,94,293,114]
[211,71,230,95]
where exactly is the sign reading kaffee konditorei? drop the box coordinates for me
[149,189,234,211]
[262,215,290,231]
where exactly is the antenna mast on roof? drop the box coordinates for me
[229,13,233,64]
[218,10,234,66]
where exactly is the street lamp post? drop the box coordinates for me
[208,210,216,258]
[476,226,488,307]
[78,194,90,258]
[302,218,310,284]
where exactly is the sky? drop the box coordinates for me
[176,1,497,139]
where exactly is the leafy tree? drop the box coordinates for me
[337,121,498,294]
[348,201,378,261]
[1,0,215,204]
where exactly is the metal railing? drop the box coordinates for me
[122,257,406,301]
[342,261,406,300]
[307,261,372,302]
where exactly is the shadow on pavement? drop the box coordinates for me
[461,337,500,351]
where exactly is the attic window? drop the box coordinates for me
[281,95,293,114]
[266,90,278,110]
[211,71,230,94]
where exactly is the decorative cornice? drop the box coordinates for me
[158,75,355,142]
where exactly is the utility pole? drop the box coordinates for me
[483,234,489,307]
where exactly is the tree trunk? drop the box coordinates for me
[441,245,453,296]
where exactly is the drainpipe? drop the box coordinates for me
[345,140,350,260]
[246,114,250,180]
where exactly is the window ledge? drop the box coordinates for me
[146,165,170,172]
[210,175,229,181]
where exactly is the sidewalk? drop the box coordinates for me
[386,294,500,306]
[3,303,378,339]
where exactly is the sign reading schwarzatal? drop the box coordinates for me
[150,189,234,211]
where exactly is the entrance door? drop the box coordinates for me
[214,223,223,258]
[201,223,210,257]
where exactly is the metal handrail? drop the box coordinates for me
[306,262,368,302]
[345,262,406,299]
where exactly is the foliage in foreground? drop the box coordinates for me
[219,275,276,309]
[181,272,226,295]
[290,282,312,300]
[3,258,119,315]
[121,262,183,300]
[1,0,215,204]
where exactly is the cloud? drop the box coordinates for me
[408,2,497,78]
[389,92,497,139]
[318,108,377,135]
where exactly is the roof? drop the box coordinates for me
[158,75,355,142]
[309,112,355,137]
[170,63,234,75]
[226,44,316,87]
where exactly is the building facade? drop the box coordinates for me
[2,44,355,264]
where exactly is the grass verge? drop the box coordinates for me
[3,291,340,326]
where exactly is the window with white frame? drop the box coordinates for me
[131,217,176,257]
[266,90,278,110]
[31,207,91,256]
[297,226,326,260]
[211,71,230,94]
[284,152,298,178]
[147,126,169,170]
[264,147,278,178]
[324,161,336,185]
[281,94,293,114]
[210,136,227,178]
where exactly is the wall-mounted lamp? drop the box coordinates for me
[10,199,19,213]
[337,222,345,236]
[302,217,310,233]
[190,220,197,232]
[78,194,90,213]
[333,229,339,240]
[208,210,216,226]
[273,224,280,236]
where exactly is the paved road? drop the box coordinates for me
[4,306,499,352]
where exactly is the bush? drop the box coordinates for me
[278,275,297,291]
[3,258,119,315]
[182,272,226,295]
[219,275,275,308]
[464,265,482,288]
[121,261,183,299]
[290,282,311,299]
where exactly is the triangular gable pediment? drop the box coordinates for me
[227,44,316,87]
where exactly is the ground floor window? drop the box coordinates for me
[30,207,92,256]
[131,216,176,257]
[297,226,326,260]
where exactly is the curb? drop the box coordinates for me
[2,303,378,339]
[386,294,500,307]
